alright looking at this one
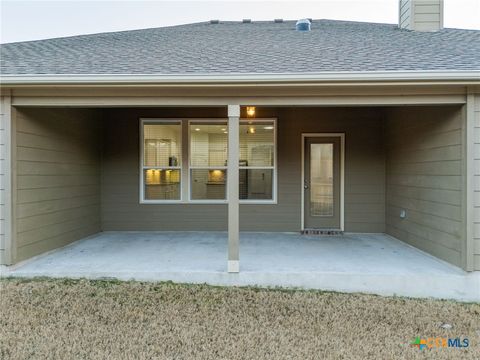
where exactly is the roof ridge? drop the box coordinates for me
[0,21,211,45]
[2,18,479,45]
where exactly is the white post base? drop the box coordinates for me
[228,260,239,273]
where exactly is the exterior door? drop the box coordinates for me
[304,136,341,229]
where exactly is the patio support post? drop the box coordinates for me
[227,104,240,273]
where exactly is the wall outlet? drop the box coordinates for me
[400,209,407,219]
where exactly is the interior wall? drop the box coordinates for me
[385,106,464,268]
[14,108,102,262]
[101,107,385,232]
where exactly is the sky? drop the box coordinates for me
[1,0,479,44]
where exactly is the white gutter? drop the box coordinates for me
[1,71,480,85]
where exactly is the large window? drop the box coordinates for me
[141,120,182,202]
[141,118,276,204]
[189,121,228,201]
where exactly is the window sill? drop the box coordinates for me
[139,200,277,205]
[140,200,183,204]
[240,200,277,205]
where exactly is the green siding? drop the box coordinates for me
[15,108,102,262]
[385,106,464,268]
[101,107,386,232]
[0,95,8,264]
[474,95,480,270]
[9,104,470,271]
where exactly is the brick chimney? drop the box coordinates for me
[399,0,444,31]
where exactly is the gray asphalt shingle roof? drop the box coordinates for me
[1,19,480,75]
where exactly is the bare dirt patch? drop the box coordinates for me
[1,278,479,359]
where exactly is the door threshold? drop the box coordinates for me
[301,229,344,236]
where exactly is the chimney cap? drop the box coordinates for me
[210,19,220,24]
[242,19,252,23]
[274,19,283,23]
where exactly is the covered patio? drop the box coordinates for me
[2,95,477,301]
[4,232,478,301]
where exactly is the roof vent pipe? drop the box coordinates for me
[296,19,311,32]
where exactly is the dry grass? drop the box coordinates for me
[0,278,479,360]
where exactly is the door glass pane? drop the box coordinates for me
[310,143,333,216]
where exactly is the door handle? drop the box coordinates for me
[304,181,309,190]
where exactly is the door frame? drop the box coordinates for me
[301,133,345,231]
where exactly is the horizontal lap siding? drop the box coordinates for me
[474,95,480,270]
[399,0,442,31]
[15,108,102,262]
[385,106,464,268]
[413,1,442,31]
[102,107,385,232]
[102,108,227,231]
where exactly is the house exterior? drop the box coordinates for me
[0,0,479,274]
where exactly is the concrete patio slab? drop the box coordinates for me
[2,232,479,302]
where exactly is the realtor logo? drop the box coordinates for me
[410,336,469,350]
[410,337,427,350]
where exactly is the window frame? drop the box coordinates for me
[139,118,183,204]
[139,118,277,205]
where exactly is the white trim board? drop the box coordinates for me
[301,133,345,232]
[11,95,467,107]
[2,71,480,85]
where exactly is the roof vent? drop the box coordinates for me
[295,19,311,32]
[210,19,219,24]
[274,19,283,23]
[242,19,252,23]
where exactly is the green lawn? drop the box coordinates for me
[1,278,479,359]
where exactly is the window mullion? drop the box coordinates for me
[181,119,189,202]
